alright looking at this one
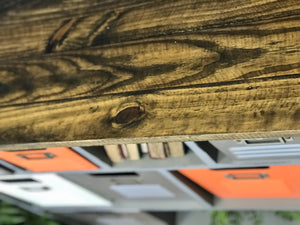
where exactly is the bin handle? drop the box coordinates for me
[21,186,50,192]
[16,152,56,160]
[225,173,268,180]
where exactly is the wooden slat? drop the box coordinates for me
[0,0,299,149]
[0,76,299,149]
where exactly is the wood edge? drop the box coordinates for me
[0,130,299,151]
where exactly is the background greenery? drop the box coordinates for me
[211,211,300,225]
[0,201,61,225]
[2,200,300,225]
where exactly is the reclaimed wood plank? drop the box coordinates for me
[0,0,299,149]
[0,75,299,149]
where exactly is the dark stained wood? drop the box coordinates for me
[0,0,299,149]
[0,76,299,149]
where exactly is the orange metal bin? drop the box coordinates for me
[179,165,300,198]
[0,147,98,172]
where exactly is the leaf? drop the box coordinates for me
[0,207,23,214]
[211,211,229,225]
[0,215,25,224]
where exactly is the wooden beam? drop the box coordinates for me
[0,0,299,149]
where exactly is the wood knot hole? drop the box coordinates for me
[114,106,145,125]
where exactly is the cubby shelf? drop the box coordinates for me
[2,137,300,214]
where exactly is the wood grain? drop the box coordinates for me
[0,0,299,149]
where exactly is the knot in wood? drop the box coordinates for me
[114,106,145,125]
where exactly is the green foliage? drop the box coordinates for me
[211,211,300,225]
[275,211,300,225]
[211,211,229,225]
[249,211,262,225]
[210,211,262,225]
[0,201,61,225]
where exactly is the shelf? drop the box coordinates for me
[3,138,300,213]
[60,170,211,212]
[214,198,300,210]
[76,144,208,172]
[209,137,300,168]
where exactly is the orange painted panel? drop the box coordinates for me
[179,165,300,198]
[0,147,98,172]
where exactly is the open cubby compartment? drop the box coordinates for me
[76,144,208,171]
[183,141,219,166]
[71,146,112,170]
[208,136,300,168]
[60,170,212,212]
